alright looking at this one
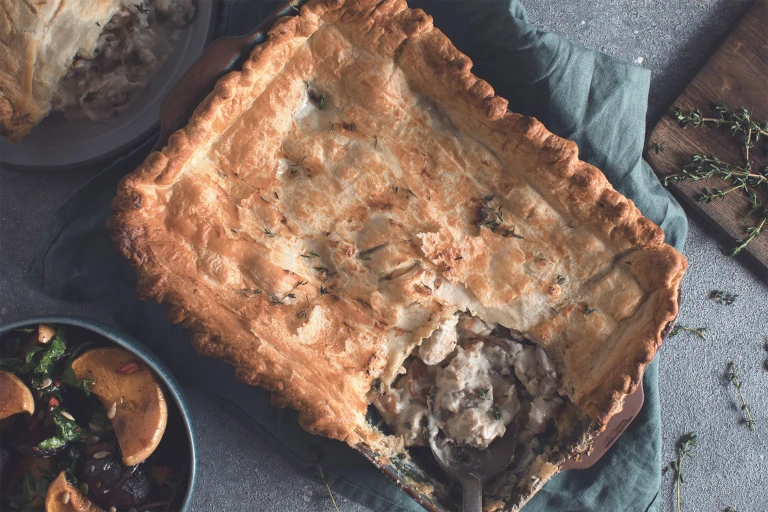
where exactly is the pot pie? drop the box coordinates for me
[109,0,687,509]
[0,0,195,142]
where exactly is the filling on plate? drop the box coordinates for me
[375,313,566,452]
[52,0,195,121]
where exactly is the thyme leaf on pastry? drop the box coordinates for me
[709,290,738,305]
[556,275,566,285]
[478,196,504,232]
[671,431,697,512]
[726,362,756,431]
[264,227,278,238]
[289,157,307,178]
[665,102,768,256]
[669,324,707,341]
[406,189,418,199]
[583,304,596,316]
[306,84,327,111]
[319,286,329,296]
[270,280,308,305]
[454,255,463,261]
[502,227,524,239]
[297,295,310,318]
[314,267,337,279]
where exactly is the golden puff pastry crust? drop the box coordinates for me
[110,0,686,507]
[0,0,121,141]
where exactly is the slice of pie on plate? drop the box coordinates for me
[0,0,195,142]
[109,0,687,509]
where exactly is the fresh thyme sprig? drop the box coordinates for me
[665,102,768,256]
[726,362,756,431]
[671,431,698,512]
[709,290,738,305]
[669,324,707,341]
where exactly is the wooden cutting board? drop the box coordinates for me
[646,0,768,277]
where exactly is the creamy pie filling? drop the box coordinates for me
[375,313,565,452]
[52,0,195,121]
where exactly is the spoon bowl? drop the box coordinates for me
[427,399,519,512]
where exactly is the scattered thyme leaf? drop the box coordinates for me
[709,290,738,305]
[264,228,277,238]
[583,304,596,316]
[726,362,756,431]
[556,275,567,285]
[653,142,665,154]
[669,325,708,341]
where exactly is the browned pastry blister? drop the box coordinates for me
[109,0,687,509]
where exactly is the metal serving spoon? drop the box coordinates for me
[427,399,519,512]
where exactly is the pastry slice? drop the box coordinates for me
[0,0,121,141]
[109,0,687,509]
[0,0,194,141]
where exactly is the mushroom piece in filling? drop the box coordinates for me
[375,313,564,450]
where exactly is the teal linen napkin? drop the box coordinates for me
[26,1,687,510]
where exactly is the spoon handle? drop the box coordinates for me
[461,475,483,512]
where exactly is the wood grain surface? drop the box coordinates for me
[646,0,767,277]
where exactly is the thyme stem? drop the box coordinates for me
[727,362,756,431]
[672,432,697,512]
[317,464,340,512]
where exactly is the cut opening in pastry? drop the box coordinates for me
[373,312,583,491]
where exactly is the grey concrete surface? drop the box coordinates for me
[1,1,767,511]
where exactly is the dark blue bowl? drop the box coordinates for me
[0,315,197,511]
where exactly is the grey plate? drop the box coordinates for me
[0,1,216,172]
